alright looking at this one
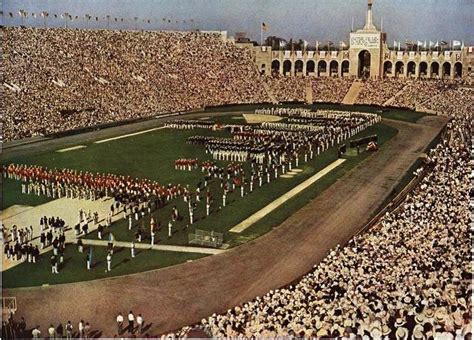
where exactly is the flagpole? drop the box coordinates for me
[260,25,263,46]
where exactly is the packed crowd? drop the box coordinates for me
[312,78,353,103]
[419,87,473,119]
[179,95,472,338]
[264,76,307,102]
[355,78,406,106]
[389,80,447,110]
[355,78,467,111]
[6,26,472,143]
[3,27,271,141]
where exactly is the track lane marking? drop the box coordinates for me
[230,159,346,233]
[94,126,167,144]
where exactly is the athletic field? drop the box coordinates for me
[2,106,426,288]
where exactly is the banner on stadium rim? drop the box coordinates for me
[307,51,314,58]
[420,51,427,60]
[319,51,326,58]
[284,50,291,59]
[409,51,415,59]
[397,51,404,59]
[444,51,451,58]
[296,50,303,59]
[331,51,338,58]
[432,51,439,59]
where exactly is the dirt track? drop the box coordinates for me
[3,116,447,336]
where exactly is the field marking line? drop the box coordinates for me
[230,158,346,233]
[94,126,167,144]
[56,145,86,153]
[80,239,224,255]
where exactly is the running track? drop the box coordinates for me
[3,116,447,336]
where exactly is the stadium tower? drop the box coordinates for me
[348,0,385,78]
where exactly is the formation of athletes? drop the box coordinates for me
[2,109,379,275]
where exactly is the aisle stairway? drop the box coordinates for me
[262,81,279,104]
[305,79,313,104]
[383,84,410,106]
[342,80,363,105]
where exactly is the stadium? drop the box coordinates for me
[1,0,472,338]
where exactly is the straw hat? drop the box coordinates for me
[395,327,407,340]
[394,318,406,327]
[415,313,425,324]
[413,327,424,339]
[382,324,391,336]
[424,308,434,319]
[435,310,446,323]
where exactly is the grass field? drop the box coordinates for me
[2,109,417,287]
[203,103,429,123]
[3,244,206,288]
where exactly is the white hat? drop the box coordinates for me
[394,318,406,327]
[413,327,424,339]
[415,313,425,324]
[395,327,407,340]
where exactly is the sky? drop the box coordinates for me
[2,0,473,45]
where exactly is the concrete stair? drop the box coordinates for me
[342,80,363,105]
[262,81,279,104]
[305,79,313,104]
[383,84,410,106]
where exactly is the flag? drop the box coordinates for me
[339,41,347,48]
[417,41,423,46]
[303,40,309,50]
[452,40,461,48]
[429,41,435,48]
[440,40,448,46]
[394,40,397,48]
[315,40,319,50]
[328,40,334,45]
[398,41,401,50]
[261,22,269,31]
[279,40,286,49]
[434,41,439,48]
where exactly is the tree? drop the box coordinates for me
[264,36,287,50]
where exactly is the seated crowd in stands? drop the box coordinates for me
[4,26,473,142]
[264,76,307,102]
[179,99,472,338]
[3,27,270,141]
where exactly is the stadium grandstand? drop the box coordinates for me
[1,0,472,339]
